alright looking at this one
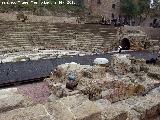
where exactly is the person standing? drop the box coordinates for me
[117,46,122,53]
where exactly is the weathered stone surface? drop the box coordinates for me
[78,78,102,100]
[148,66,160,80]
[101,105,128,120]
[0,104,50,120]
[113,93,160,120]
[95,99,111,111]
[0,94,25,113]
[81,66,106,79]
[132,95,160,120]
[111,54,132,75]
[48,94,59,102]
[51,63,106,82]
[45,94,102,120]
[0,88,18,95]
[47,82,67,98]
[0,88,34,113]
[110,101,141,120]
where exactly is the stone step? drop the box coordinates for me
[149,39,159,42]
[114,93,159,119]
[153,46,160,50]
[108,33,116,35]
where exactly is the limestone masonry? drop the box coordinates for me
[0,54,159,119]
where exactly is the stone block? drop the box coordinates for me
[111,54,132,75]
[95,99,111,111]
[44,94,102,120]
[81,66,106,79]
[132,95,160,119]
[102,106,128,120]
[0,92,33,113]
[147,66,160,80]
[0,104,50,120]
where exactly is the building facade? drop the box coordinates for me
[84,0,121,19]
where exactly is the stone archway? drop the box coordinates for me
[121,38,130,50]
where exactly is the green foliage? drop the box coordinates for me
[121,0,150,17]
[121,0,136,17]
[150,0,160,17]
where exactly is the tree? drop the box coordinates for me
[151,0,160,9]
[120,0,150,23]
[150,0,160,17]
[120,0,136,18]
[121,0,150,17]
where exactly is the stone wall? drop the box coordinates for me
[84,0,120,19]
[117,26,150,51]
[140,27,160,50]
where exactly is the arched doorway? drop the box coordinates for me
[121,38,130,50]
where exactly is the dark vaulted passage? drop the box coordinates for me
[121,38,130,50]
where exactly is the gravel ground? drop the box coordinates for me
[17,81,51,103]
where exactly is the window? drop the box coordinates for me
[97,0,101,4]
[112,4,115,9]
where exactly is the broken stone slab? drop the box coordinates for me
[101,82,146,103]
[130,64,141,73]
[48,94,59,102]
[111,54,132,75]
[47,82,67,98]
[54,63,106,82]
[0,88,18,96]
[0,104,50,120]
[108,92,160,120]
[45,99,75,120]
[0,93,25,113]
[111,100,141,120]
[140,65,149,73]
[44,94,102,120]
[147,66,160,80]
[125,95,160,120]
[101,105,128,120]
[95,99,111,111]
[0,91,34,113]
[148,72,160,80]
[47,81,80,98]
[108,96,144,120]
[80,65,106,79]
[78,79,102,100]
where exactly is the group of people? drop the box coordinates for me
[100,16,135,27]
[150,18,160,28]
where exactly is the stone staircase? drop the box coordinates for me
[0,21,118,52]
[141,27,160,50]
[149,36,160,50]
